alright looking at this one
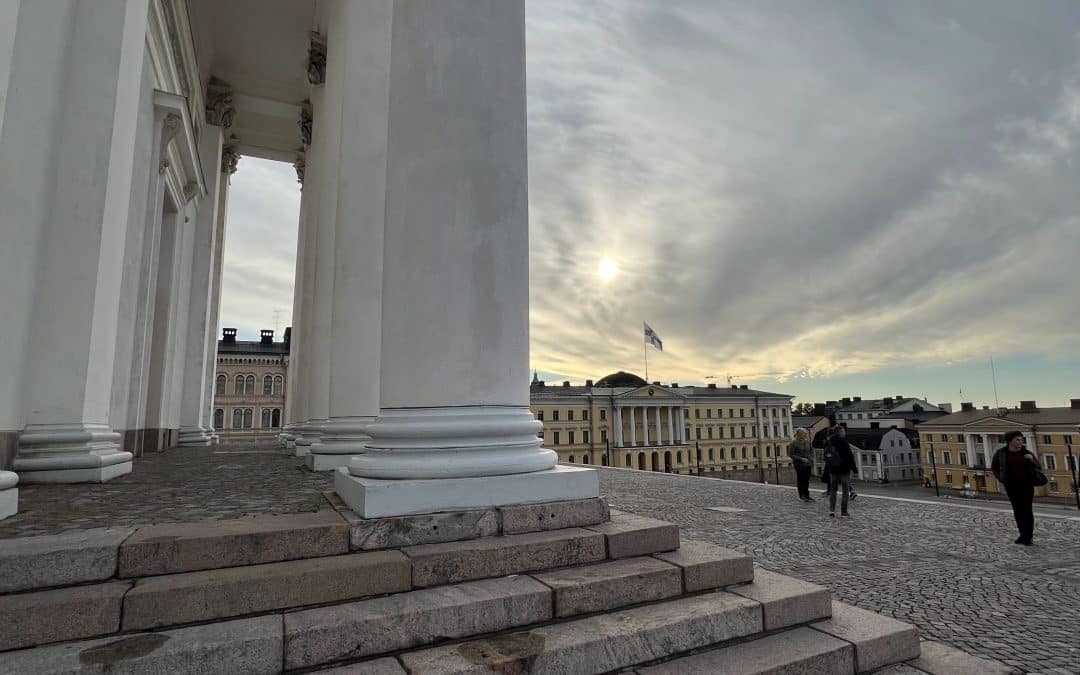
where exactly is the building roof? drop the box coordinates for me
[917,405,1080,428]
[528,382,792,401]
[594,371,648,388]
[792,415,828,428]
[217,340,289,354]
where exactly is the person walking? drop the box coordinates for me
[824,425,857,517]
[788,428,814,502]
[991,430,1042,546]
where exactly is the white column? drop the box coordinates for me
[337,0,595,517]
[309,0,392,471]
[281,158,309,448]
[655,406,662,445]
[1023,433,1037,458]
[667,407,674,445]
[11,0,148,482]
[178,125,225,446]
[629,407,637,446]
[964,434,975,467]
[614,407,623,447]
[288,134,319,454]
[202,154,233,445]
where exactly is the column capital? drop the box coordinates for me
[307,33,327,85]
[293,152,305,185]
[221,144,239,175]
[298,100,313,147]
[204,77,235,128]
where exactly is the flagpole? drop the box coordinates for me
[644,340,649,381]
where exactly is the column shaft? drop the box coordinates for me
[629,408,637,446]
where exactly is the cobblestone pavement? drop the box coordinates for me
[599,468,1080,675]
[2,449,1078,672]
[0,445,332,538]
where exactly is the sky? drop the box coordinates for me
[220,0,1080,409]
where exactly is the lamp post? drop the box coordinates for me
[1068,444,1079,510]
[929,448,940,497]
[696,440,702,476]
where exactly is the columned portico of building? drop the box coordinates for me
[612,402,686,449]
[335,0,597,517]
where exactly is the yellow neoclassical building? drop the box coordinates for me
[529,371,795,479]
[918,400,1080,501]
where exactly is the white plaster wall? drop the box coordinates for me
[164,198,197,430]
[0,1,72,433]
[0,0,20,135]
[145,205,181,429]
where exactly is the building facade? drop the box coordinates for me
[530,372,795,477]
[918,401,1080,500]
[212,329,289,444]
[835,396,950,429]
[846,428,921,482]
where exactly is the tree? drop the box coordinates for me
[792,402,816,416]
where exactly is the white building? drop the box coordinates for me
[845,428,921,482]
[836,396,950,430]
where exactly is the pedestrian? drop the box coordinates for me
[788,428,814,502]
[990,430,1044,546]
[824,425,857,517]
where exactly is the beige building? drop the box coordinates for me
[530,371,795,478]
[918,400,1080,501]
[213,328,289,444]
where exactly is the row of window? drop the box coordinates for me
[928,450,1077,472]
[215,374,283,396]
[213,407,282,429]
[537,409,601,422]
[535,407,790,422]
[925,433,1076,446]
[938,471,1074,494]
[693,424,789,440]
[859,452,918,466]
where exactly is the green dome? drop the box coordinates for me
[594,371,648,387]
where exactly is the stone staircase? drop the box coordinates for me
[0,497,926,674]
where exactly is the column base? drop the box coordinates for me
[177,426,213,447]
[14,423,133,484]
[333,464,599,518]
[307,416,373,472]
[306,453,355,472]
[0,471,17,520]
[293,420,326,458]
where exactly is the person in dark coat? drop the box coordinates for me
[824,425,857,517]
[788,428,814,502]
[990,430,1040,546]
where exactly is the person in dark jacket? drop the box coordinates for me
[824,425,857,517]
[990,430,1040,545]
[788,428,814,502]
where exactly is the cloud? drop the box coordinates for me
[524,0,1080,386]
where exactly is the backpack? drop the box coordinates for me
[825,438,847,471]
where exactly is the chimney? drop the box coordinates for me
[961,402,974,411]
[882,397,892,406]
[1071,399,1080,409]
[740,384,749,390]
[853,396,862,402]
[671,383,679,388]
[731,385,738,390]
[562,381,570,387]
[1019,400,1037,411]
[894,395,904,401]
[826,400,838,407]
[222,328,237,344]
[708,383,717,389]
[283,326,292,346]
[841,397,852,407]
[983,406,990,410]
[585,379,594,387]
[260,329,273,345]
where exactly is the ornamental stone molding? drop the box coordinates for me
[204,77,235,129]
[221,144,240,175]
[158,113,182,174]
[307,33,327,85]
[293,152,305,184]
[183,180,199,202]
[298,101,312,147]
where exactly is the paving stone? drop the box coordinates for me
[403,527,606,587]
[653,539,754,591]
[283,575,551,670]
[812,601,920,672]
[729,568,832,631]
[586,512,680,558]
[0,615,283,674]
[122,550,410,630]
[910,640,1020,675]
[340,507,499,550]
[315,657,406,674]
[870,666,928,674]
[398,591,763,674]
[637,626,855,675]
[499,497,610,534]
[0,581,130,651]
[0,527,134,593]
[532,556,682,617]
[117,510,348,577]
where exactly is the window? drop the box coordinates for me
[717,409,723,418]
[718,427,725,439]
[568,410,574,421]
[728,409,734,418]
[536,410,544,421]
[553,431,560,445]
[568,455,575,463]
[1065,434,1073,446]
[719,447,725,460]
[707,427,713,439]
[235,375,244,395]
[740,426,746,438]
[940,434,948,442]
[273,376,283,396]
[1068,455,1077,472]
[261,408,272,428]
[263,376,273,396]
[552,410,559,421]
[213,409,224,429]
[568,430,576,445]
[245,375,255,395]
[695,409,701,418]
[1044,455,1057,471]
[696,428,702,440]
[583,430,590,444]
[625,456,632,467]
[676,451,682,463]
[1049,479,1059,492]
[945,473,953,485]
[765,446,771,457]
[739,409,745,418]
[752,447,758,459]
[741,447,747,459]
[959,452,967,466]
[1043,435,1052,445]
[232,409,243,428]
[271,409,281,427]
[215,375,226,396]
[708,448,714,461]
[582,410,589,420]
[861,453,868,464]
[706,409,712,418]
[942,451,952,465]
[600,409,606,420]
[243,408,253,429]
[684,409,689,418]
[857,413,863,420]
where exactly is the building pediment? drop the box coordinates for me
[615,385,686,401]
[962,417,1029,429]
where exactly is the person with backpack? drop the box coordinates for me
[824,425,857,517]
[990,430,1043,546]
[788,428,814,502]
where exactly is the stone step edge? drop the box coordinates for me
[0,550,762,658]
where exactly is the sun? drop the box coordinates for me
[597,258,619,281]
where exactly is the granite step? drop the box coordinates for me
[811,601,920,673]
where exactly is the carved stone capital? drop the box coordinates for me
[307,33,327,85]
[299,101,313,147]
[293,152,306,185]
[183,180,199,202]
[221,144,240,175]
[205,77,235,128]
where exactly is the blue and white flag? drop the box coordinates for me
[643,322,663,351]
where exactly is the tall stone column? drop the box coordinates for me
[337,0,596,517]
[667,407,674,445]
[202,149,235,445]
[655,406,662,445]
[629,408,637,446]
[614,407,623,447]
[308,0,392,471]
[178,124,225,446]
[11,0,148,482]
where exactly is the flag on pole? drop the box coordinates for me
[643,322,663,351]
